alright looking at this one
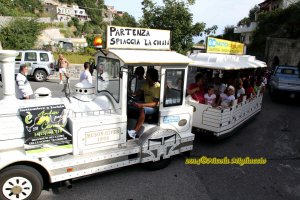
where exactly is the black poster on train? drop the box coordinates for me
[19,104,72,157]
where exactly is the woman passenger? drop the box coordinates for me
[187,73,205,104]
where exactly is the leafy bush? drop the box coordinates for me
[0,18,42,50]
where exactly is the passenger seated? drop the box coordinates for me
[213,76,222,95]
[220,85,235,108]
[174,78,183,90]
[236,79,245,103]
[130,66,146,101]
[254,76,265,95]
[187,73,205,104]
[204,85,216,106]
[244,79,256,99]
[127,68,160,139]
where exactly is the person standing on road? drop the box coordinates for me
[89,58,96,76]
[57,54,69,84]
[80,62,93,84]
[16,64,33,100]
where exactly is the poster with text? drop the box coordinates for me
[19,104,72,157]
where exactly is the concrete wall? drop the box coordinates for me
[265,37,300,68]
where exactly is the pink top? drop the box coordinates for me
[188,83,205,104]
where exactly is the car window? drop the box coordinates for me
[15,52,22,61]
[276,66,299,76]
[40,53,49,62]
[281,69,295,75]
[163,69,185,107]
[25,52,37,62]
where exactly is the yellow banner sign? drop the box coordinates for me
[206,37,244,55]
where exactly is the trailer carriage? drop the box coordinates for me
[187,52,267,138]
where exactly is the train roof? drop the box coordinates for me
[189,53,267,70]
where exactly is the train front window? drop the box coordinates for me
[97,56,120,103]
[163,69,185,107]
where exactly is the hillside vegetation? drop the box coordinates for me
[249,2,300,57]
[0,0,43,17]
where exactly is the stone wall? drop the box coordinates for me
[265,37,300,68]
[50,64,98,80]
[50,64,85,79]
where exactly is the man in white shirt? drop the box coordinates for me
[16,64,33,100]
[80,62,92,84]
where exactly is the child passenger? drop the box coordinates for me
[236,79,245,103]
[204,86,216,106]
[220,85,235,108]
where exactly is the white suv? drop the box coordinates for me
[15,50,55,82]
[0,50,55,82]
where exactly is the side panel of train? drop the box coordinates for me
[189,92,263,137]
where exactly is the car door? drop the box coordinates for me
[14,52,23,74]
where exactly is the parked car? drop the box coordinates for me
[0,50,55,82]
[269,65,300,99]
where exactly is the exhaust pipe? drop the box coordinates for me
[0,50,18,100]
[64,180,72,189]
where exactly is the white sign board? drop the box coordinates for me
[85,128,121,145]
[107,26,171,50]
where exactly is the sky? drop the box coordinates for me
[105,0,263,38]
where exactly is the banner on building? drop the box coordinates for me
[206,37,244,55]
[19,104,72,157]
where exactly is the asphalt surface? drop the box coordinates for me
[1,79,300,200]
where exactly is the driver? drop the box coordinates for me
[130,66,146,101]
[128,68,160,139]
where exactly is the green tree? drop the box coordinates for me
[216,25,240,41]
[237,17,251,27]
[112,12,138,27]
[249,5,259,21]
[249,2,300,57]
[0,18,42,49]
[140,0,217,54]
[0,0,43,16]
[75,0,104,26]
[237,5,259,27]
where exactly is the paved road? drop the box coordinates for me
[1,79,300,200]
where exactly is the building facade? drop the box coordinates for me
[42,0,90,22]
[234,22,257,45]
[258,0,299,11]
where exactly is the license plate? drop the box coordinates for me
[290,93,295,98]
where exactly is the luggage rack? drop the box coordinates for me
[72,108,121,118]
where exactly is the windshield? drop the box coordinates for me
[97,56,120,103]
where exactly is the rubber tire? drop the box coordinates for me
[0,165,43,200]
[34,69,47,82]
[144,158,171,171]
